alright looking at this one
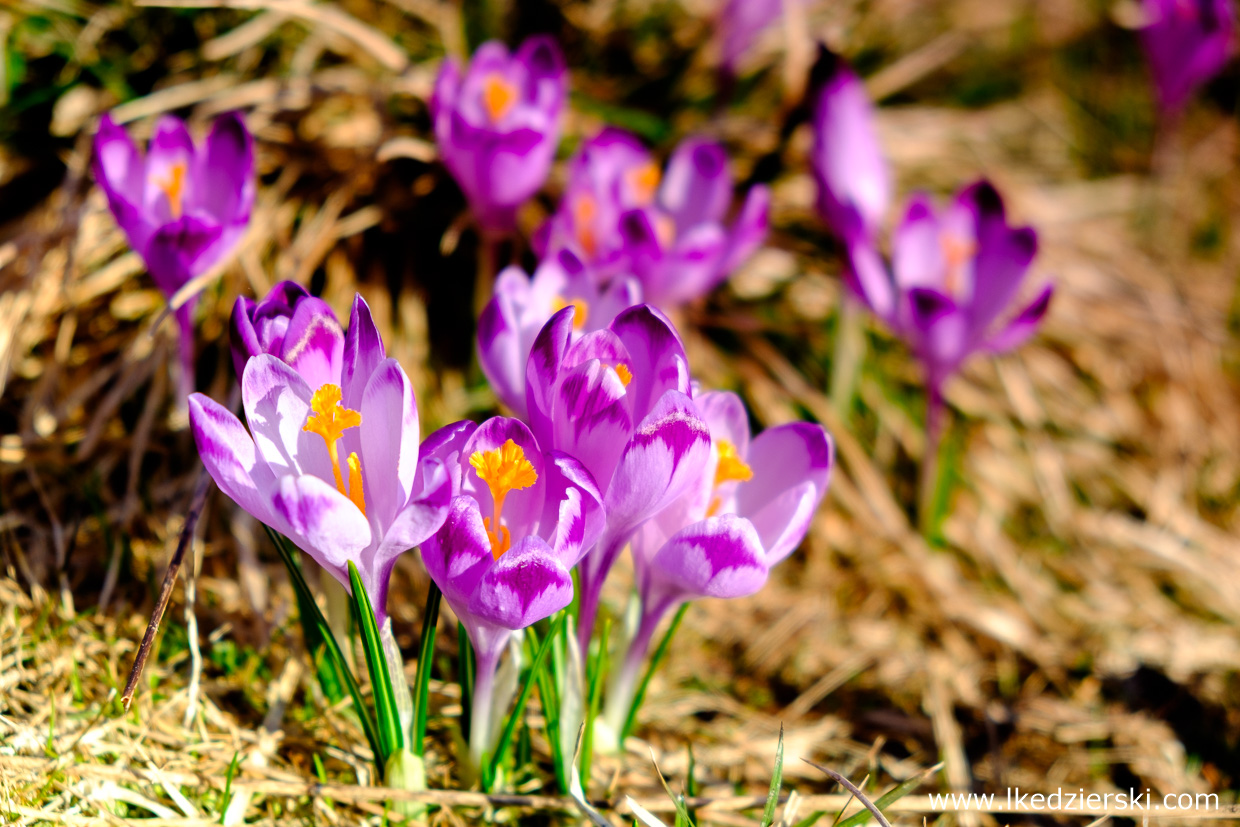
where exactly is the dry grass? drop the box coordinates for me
[2,0,1240,823]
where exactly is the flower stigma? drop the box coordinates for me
[303,383,366,515]
[156,162,188,219]
[707,439,753,516]
[469,438,539,558]
[482,73,518,122]
[552,296,589,329]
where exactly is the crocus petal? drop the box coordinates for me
[143,215,224,297]
[845,238,896,320]
[735,422,833,564]
[230,296,261,378]
[525,306,578,448]
[143,116,196,224]
[659,138,732,231]
[719,0,784,73]
[539,451,606,567]
[1140,0,1235,116]
[194,111,255,225]
[465,536,574,631]
[358,358,420,532]
[891,194,947,291]
[189,393,279,527]
[279,297,344,389]
[241,354,333,484]
[342,294,386,411]
[957,182,1038,336]
[272,474,373,581]
[646,515,769,604]
[421,496,494,609]
[478,266,534,417]
[460,417,546,543]
[93,114,151,248]
[420,420,480,497]
[719,184,770,276]
[983,283,1053,353]
[608,304,692,419]
[551,359,632,490]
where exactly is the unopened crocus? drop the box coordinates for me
[94,111,255,398]
[431,36,568,233]
[418,417,605,766]
[536,128,769,308]
[718,0,783,76]
[1139,0,1234,119]
[477,249,641,418]
[191,293,452,631]
[810,46,890,246]
[604,390,832,732]
[230,280,343,388]
[523,303,713,648]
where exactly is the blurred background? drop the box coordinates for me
[2,0,1240,822]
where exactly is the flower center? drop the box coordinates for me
[482,73,518,122]
[303,383,366,515]
[156,161,187,220]
[625,162,661,206]
[469,439,538,559]
[552,296,590,330]
[940,233,976,297]
[571,194,598,257]
[707,439,752,516]
[607,363,633,387]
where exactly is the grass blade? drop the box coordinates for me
[621,602,688,743]
[579,617,610,792]
[486,613,566,787]
[832,762,943,827]
[347,560,404,765]
[411,581,441,756]
[457,622,475,743]
[761,725,785,827]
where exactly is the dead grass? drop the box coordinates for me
[2,0,1240,823]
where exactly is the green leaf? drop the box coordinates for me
[527,625,568,793]
[579,617,610,793]
[411,582,441,757]
[347,561,404,765]
[457,622,475,743]
[651,751,696,827]
[761,726,785,827]
[264,527,382,769]
[621,602,689,743]
[486,613,566,789]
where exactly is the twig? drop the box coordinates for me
[802,760,893,827]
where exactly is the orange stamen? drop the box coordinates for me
[610,363,633,387]
[156,162,187,219]
[706,439,753,516]
[940,233,976,296]
[469,439,538,558]
[482,74,518,122]
[626,162,661,205]
[303,383,366,515]
[551,296,590,330]
[571,194,598,256]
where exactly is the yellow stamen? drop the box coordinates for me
[626,162,661,205]
[469,439,538,558]
[706,439,752,516]
[940,233,976,296]
[156,162,187,219]
[572,194,598,256]
[654,215,677,248]
[482,73,518,122]
[551,296,589,330]
[303,383,366,514]
[611,363,632,387]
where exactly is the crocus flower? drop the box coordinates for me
[1139,0,1234,119]
[418,416,605,766]
[431,36,568,233]
[810,46,890,247]
[846,181,1053,402]
[477,249,641,418]
[718,0,783,76]
[536,128,769,308]
[93,111,255,398]
[604,390,832,731]
[190,294,452,628]
[230,280,343,388]
[523,303,713,648]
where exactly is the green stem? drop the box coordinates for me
[411,582,441,756]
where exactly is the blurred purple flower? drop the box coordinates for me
[230,280,343,389]
[846,181,1053,396]
[418,417,604,766]
[718,0,784,75]
[190,294,452,626]
[536,128,769,308]
[477,249,641,418]
[523,303,713,648]
[605,390,832,728]
[431,36,568,233]
[1139,0,1234,118]
[810,46,890,246]
[93,111,255,397]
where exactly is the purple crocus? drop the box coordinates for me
[431,36,568,233]
[93,111,255,398]
[523,303,713,648]
[477,249,641,418]
[418,416,605,766]
[1139,0,1234,119]
[718,0,784,76]
[189,294,452,627]
[536,128,769,308]
[810,46,890,246]
[230,280,343,388]
[605,390,832,730]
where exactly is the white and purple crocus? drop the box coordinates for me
[230,280,344,388]
[605,390,832,730]
[1139,0,1234,120]
[522,303,713,650]
[432,36,568,234]
[93,112,255,399]
[536,128,770,308]
[418,417,605,766]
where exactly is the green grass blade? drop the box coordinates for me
[457,622,475,743]
[486,613,566,788]
[411,581,441,757]
[579,617,610,793]
[347,561,403,764]
[761,725,785,827]
[621,602,688,743]
[264,526,382,767]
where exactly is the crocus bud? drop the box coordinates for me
[230,280,344,389]
[93,111,255,397]
[431,36,568,233]
[809,45,890,246]
[1139,0,1234,118]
